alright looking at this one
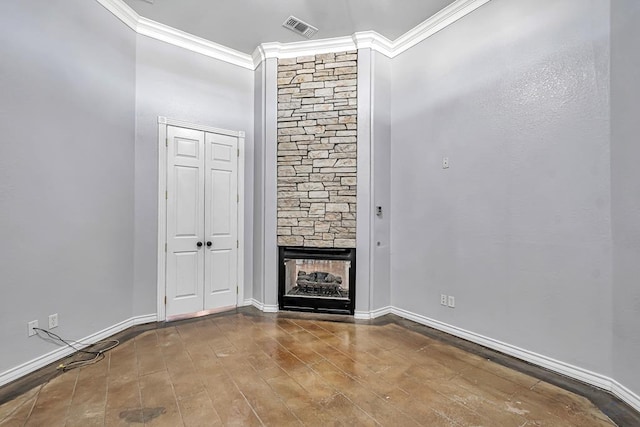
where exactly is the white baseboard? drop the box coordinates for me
[248,299,279,313]
[249,298,264,311]
[354,311,372,320]
[132,313,158,325]
[390,306,640,414]
[391,307,611,389]
[242,299,254,307]
[354,306,392,320]
[0,313,157,388]
[371,306,393,319]
[611,379,640,413]
[263,304,279,313]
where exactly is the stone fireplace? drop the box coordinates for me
[276,51,358,314]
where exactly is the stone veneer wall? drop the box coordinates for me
[277,51,357,248]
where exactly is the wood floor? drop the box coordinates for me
[0,309,620,426]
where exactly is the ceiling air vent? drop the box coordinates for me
[282,16,318,39]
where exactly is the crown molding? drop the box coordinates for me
[137,17,255,69]
[352,31,394,57]
[95,0,255,70]
[392,0,493,57]
[252,46,266,68]
[95,0,492,69]
[258,36,357,60]
[254,0,493,63]
[251,31,395,68]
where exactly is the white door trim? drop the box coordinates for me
[157,116,245,321]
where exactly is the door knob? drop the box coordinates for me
[206,241,212,247]
[197,242,203,247]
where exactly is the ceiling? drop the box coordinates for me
[122,0,458,54]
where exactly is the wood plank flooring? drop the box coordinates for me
[0,310,618,426]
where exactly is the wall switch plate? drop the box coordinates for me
[440,294,448,306]
[49,313,59,329]
[448,296,455,308]
[442,157,449,169]
[28,320,38,337]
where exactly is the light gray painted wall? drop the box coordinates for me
[611,0,640,396]
[371,52,392,311]
[356,49,392,314]
[253,62,266,304]
[252,57,279,307]
[133,36,254,315]
[390,0,612,375]
[356,49,373,313]
[262,58,279,308]
[0,0,136,373]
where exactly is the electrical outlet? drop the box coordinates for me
[49,313,59,329]
[448,296,455,308]
[442,157,449,169]
[440,294,448,306]
[28,320,38,337]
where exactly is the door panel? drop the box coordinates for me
[211,169,231,234]
[176,138,199,158]
[212,143,231,161]
[204,133,238,310]
[166,127,205,317]
[175,252,200,297]
[208,249,231,293]
[175,166,200,236]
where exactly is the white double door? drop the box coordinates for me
[166,126,238,318]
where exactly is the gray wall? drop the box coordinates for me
[252,57,279,308]
[253,62,266,304]
[371,52,392,311]
[390,0,613,375]
[611,0,640,395]
[356,49,392,315]
[356,49,373,313]
[0,0,136,372]
[133,36,255,314]
[263,58,280,308]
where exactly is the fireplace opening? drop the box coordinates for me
[279,247,356,315]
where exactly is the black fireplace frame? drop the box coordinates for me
[278,246,356,315]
